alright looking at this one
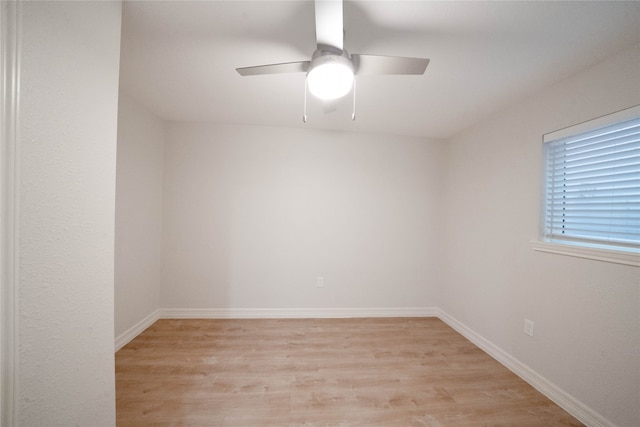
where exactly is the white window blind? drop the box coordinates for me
[543,111,640,252]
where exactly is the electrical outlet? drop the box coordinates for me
[316,277,325,288]
[524,319,534,337]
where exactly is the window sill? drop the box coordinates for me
[530,240,640,267]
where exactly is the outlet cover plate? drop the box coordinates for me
[524,319,534,337]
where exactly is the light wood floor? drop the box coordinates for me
[116,317,583,426]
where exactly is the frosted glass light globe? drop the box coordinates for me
[307,54,354,100]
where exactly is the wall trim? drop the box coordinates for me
[114,309,160,352]
[1,1,21,425]
[531,240,640,267]
[437,309,614,427]
[158,306,439,319]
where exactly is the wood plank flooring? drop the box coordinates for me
[116,317,583,426]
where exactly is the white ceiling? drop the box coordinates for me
[119,1,640,140]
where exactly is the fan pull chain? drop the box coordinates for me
[303,79,308,123]
[351,77,357,121]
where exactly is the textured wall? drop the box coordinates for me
[441,45,640,427]
[162,124,444,311]
[18,2,121,425]
[115,93,164,338]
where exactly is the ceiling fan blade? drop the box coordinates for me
[351,54,430,76]
[315,0,343,51]
[236,61,310,76]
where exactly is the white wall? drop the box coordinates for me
[18,1,121,425]
[162,124,443,311]
[115,92,164,338]
[441,45,640,427]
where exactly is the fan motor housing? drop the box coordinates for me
[309,49,353,73]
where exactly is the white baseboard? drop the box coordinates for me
[115,307,435,352]
[436,309,614,427]
[159,306,438,319]
[114,309,160,352]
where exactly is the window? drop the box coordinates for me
[542,106,640,256]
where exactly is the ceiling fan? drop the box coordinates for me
[236,0,429,117]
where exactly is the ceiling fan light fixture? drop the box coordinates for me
[307,53,354,100]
